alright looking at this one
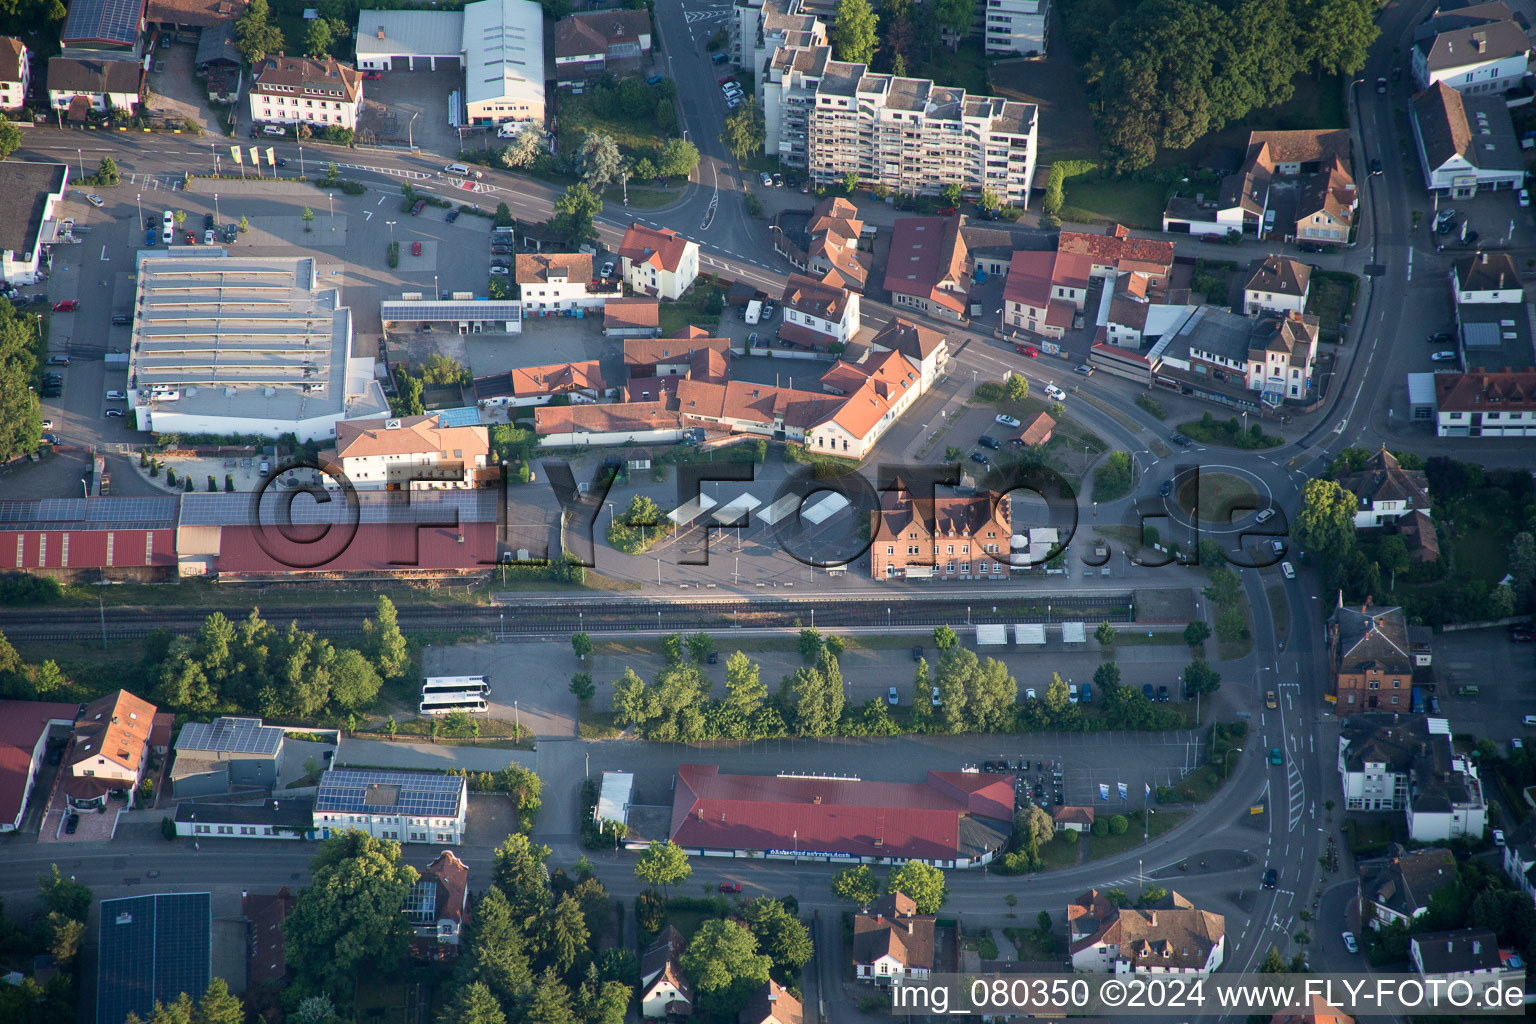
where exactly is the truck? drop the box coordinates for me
[1411,685,1425,714]
[744,299,762,325]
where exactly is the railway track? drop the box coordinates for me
[0,592,1139,643]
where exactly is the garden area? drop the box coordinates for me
[657,278,726,338]
[1176,412,1284,449]
[1304,269,1360,344]
[1058,177,1170,230]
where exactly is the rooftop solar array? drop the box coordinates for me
[178,489,502,526]
[62,0,144,45]
[0,497,178,529]
[381,300,522,324]
[316,769,465,817]
[96,893,211,1024]
[175,716,284,755]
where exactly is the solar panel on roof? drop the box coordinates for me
[96,893,210,1024]
[62,0,144,45]
[381,301,522,323]
[315,769,464,817]
[175,717,284,755]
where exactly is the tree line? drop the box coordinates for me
[1063,0,1378,170]
[605,625,1201,742]
[0,299,43,464]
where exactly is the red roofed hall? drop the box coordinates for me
[0,700,79,831]
[667,764,1015,866]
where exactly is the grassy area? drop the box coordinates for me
[917,40,989,97]
[1265,583,1290,646]
[1215,588,1254,660]
[1113,630,1193,647]
[784,446,864,479]
[577,706,623,739]
[1452,527,1509,584]
[1003,927,1060,960]
[1059,178,1170,230]
[1305,270,1360,344]
[1176,470,1259,524]
[1135,395,1167,419]
[657,280,725,338]
[1038,832,1081,869]
[1344,817,1395,856]
[561,93,667,154]
[1176,416,1284,450]
[1084,810,1188,861]
[605,186,680,210]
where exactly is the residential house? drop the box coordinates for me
[1244,256,1312,317]
[852,892,937,985]
[242,889,296,989]
[779,272,860,350]
[1338,712,1486,841]
[248,55,363,131]
[984,0,1049,57]
[0,700,78,832]
[1066,889,1225,975]
[1002,248,1091,339]
[407,850,468,959]
[624,334,731,379]
[475,361,605,407]
[1163,130,1355,243]
[322,415,491,489]
[1338,713,1423,812]
[0,37,29,109]
[866,317,949,390]
[514,252,599,313]
[1011,411,1056,447]
[173,797,315,840]
[1158,308,1318,403]
[1503,818,1536,906]
[169,716,285,797]
[1357,846,1458,931]
[1413,3,1529,93]
[47,56,142,115]
[870,488,1012,581]
[1328,602,1413,713]
[535,400,683,446]
[0,161,68,287]
[795,196,873,293]
[65,689,157,812]
[620,224,699,300]
[640,924,692,1018]
[554,9,652,85]
[1337,446,1432,528]
[803,349,925,459]
[739,979,802,1024]
[1270,993,1355,1024]
[884,217,970,322]
[1058,225,1175,284]
[1053,805,1093,833]
[1410,929,1525,996]
[1411,80,1523,196]
[604,296,661,338]
[1433,370,1536,436]
[195,22,242,101]
[1452,251,1523,303]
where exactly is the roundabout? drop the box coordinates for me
[1159,463,1276,536]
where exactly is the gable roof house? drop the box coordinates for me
[802,196,874,292]
[323,414,492,489]
[778,272,860,349]
[1412,2,1529,93]
[147,0,248,34]
[1067,889,1225,975]
[408,850,468,959]
[1432,369,1536,436]
[554,8,652,84]
[605,296,661,338]
[61,0,147,55]
[619,223,700,301]
[248,54,363,130]
[803,349,925,459]
[1337,446,1432,529]
[884,217,970,322]
[1411,80,1524,195]
[514,252,600,312]
[242,888,296,989]
[66,689,157,811]
[474,361,605,407]
[870,488,1012,581]
[1244,256,1313,317]
[739,979,802,1024]
[1357,845,1458,930]
[0,36,30,109]
[1163,130,1355,243]
[624,334,732,379]
[1327,602,1413,713]
[1002,248,1092,340]
[1452,251,1523,303]
[866,317,949,389]
[1410,928,1525,992]
[47,55,143,114]
[640,924,692,1018]
[853,892,938,985]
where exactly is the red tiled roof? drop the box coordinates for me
[0,700,79,827]
[422,850,468,925]
[242,889,296,989]
[514,252,594,285]
[1058,225,1174,269]
[604,296,660,329]
[1045,297,1077,329]
[1434,369,1536,412]
[624,335,730,369]
[1053,805,1094,825]
[669,764,1014,860]
[619,223,693,273]
[1003,250,1054,308]
[781,272,849,319]
[1013,412,1056,446]
[510,360,604,397]
[554,8,651,59]
[535,400,678,436]
[0,36,25,82]
[70,690,156,777]
[819,350,921,439]
[869,318,945,361]
[883,217,968,314]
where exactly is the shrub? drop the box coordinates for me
[1091,818,1110,837]
[1108,814,1129,835]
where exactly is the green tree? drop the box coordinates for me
[978,188,1000,211]
[933,624,958,650]
[570,672,596,701]
[304,15,333,56]
[634,840,691,899]
[96,155,120,184]
[1183,620,1211,647]
[1259,947,1286,974]
[1092,661,1121,693]
[656,138,700,179]
[723,105,765,161]
[191,979,243,1024]
[235,0,285,64]
[830,0,879,64]
[30,658,65,695]
[499,123,544,169]
[1303,0,1377,75]
[571,631,593,660]
[577,131,622,189]
[886,861,947,914]
[831,864,881,906]
[743,898,814,975]
[931,0,975,45]
[0,120,21,160]
[39,863,92,921]
[1006,374,1029,400]
[540,893,590,975]
[329,648,382,710]
[551,182,602,246]
[1293,478,1357,564]
[797,627,823,661]
[283,831,420,995]
[1037,909,1052,933]
[941,182,964,207]
[842,170,859,194]
[1203,566,1242,607]
[686,631,715,664]
[46,911,85,965]
[491,832,553,922]
[524,967,574,1024]
[437,982,504,1024]
[1182,658,1221,696]
[384,715,397,740]
[720,652,767,737]
[1043,672,1070,713]
[1095,621,1117,646]
[362,595,408,680]
[680,918,771,993]
[1019,804,1054,852]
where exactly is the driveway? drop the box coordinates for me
[355,69,464,152]
[143,39,219,132]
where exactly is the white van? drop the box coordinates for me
[497,122,522,139]
[161,209,175,244]
[444,162,483,180]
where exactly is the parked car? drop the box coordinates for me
[1370,158,1382,176]
[773,173,784,187]
[363,70,381,80]
[1043,383,1067,401]
[84,193,103,207]
[648,75,665,85]
[445,209,460,222]
[1493,829,1506,846]
[1297,242,1324,253]
[969,451,989,465]
[411,241,422,256]
[112,314,132,325]
[1074,363,1094,376]
[759,172,773,187]
[978,435,1000,449]
[204,212,214,229]
[1142,684,1155,700]
[490,266,510,275]
[1511,626,1536,643]
[1157,685,1169,702]
[184,232,196,244]
[1025,688,1036,700]
[1375,77,1386,93]
[712,52,728,63]
[1431,350,1458,362]
[911,645,923,662]
[1522,189,1531,208]
[105,409,123,418]
[1199,233,1224,243]
[995,413,1020,427]
[47,355,70,365]
[204,229,214,244]
[601,261,615,277]
[887,686,899,706]
[718,881,742,893]
[410,199,428,216]
[65,814,79,834]
[52,300,77,312]
[1427,331,1453,343]
[1015,343,1038,357]
[262,124,286,136]
[105,390,125,399]
[491,244,514,255]
[40,419,52,430]
[930,686,942,707]
[706,650,718,664]
[1341,932,1358,954]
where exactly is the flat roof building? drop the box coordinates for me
[354,9,466,71]
[171,716,286,797]
[462,0,546,126]
[128,251,387,442]
[96,892,212,1024]
[0,161,68,286]
[0,701,79,832]
[315,769,468,844]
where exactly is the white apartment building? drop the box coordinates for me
[1452,251,1522,303]
[0,37,29,109]
[325,414,491,490]
[735,0,824,92]
[1433,370,1536,436]
[1412,5,1529,94]
[514,252,598,312]
[764,44,1038,206]
[314,769,468,844]
[249,55,363,130]
[983,0,1048,57]
[779,272,859,348]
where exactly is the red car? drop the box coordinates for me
[718,75,736,85]
[185,232,196,244]
[1511,625,1535,643]
[362,70,381,80]
[937,206,957,216]
[412,241,422,256]
[1015,342,1038,357]
[51,300,77,312]
[1199,233,1224,243]
[719,881,742,894]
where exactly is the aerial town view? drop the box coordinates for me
[1,0,1535,1021]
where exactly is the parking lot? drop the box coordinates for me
[1428,626,1536,746]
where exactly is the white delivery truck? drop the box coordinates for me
[745,299,762,324]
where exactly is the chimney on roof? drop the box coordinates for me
[377,25,385,38]
[1473,939,1482,954]
[813,795,821,803]
[1149,911,1157,926]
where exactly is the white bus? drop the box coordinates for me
[419,691,489,716]
[422,676,489,696]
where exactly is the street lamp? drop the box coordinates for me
[1222,747,1244,780]
[77,148,84,182]
[328,192,334,224]
[408,112,420,149]
[298,145,305,177]
[386,220,396,245]
[135,192,143,230]
[213,193,219,229]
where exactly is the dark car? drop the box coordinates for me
[1428,331,1453,343]
[969,451,989,465]
[1054,793,1064,805]
[1369,158,1382,176]
[1511,625,1536,643]
[275,158,287,167]
[112,314,131,325]
[1142,684,1155,700]
[1169,432,1190,446]
[204,212,214,229]
[706,650,718,664]
[410,199,428,216]
[1263,868,1277,889]
[911,645,923,662]
[1160,479,1173,497]
[978,435,1001,449]
[65,814,79,834]
[1375,77,1387,93]
[1157,685,1170,702]
[445,209,461,222]
[1297,242,1325,253]
[719,881,741,894]
[983,761,997,772]
[491,244,514,255]
[1428,695,1440,714]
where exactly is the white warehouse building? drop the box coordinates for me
[354,9,466,71]
[128,251,389,442]
[462,0,546,127]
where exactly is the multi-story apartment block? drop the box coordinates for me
[983,0,1048,57]
[764,44,1038,206]
[249,55,363,130]
[0,37,28,109]
[514,252,598,312]
[736,0,824,90]
[1412,2,1528,94]
[1432,370,1536,436]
